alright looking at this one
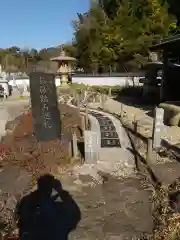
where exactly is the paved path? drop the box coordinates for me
[90,111,121,148]
[94,98,180,187]
[0,99,29,140]
[68,100,135,176]
[66,174,154,240]
[58,104,154,238]
[77,107,135,179]
[0,99,154,239]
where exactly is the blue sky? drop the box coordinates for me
[0,0,89,50]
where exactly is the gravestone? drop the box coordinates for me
[29,72,61,141]
[84,130,100,164]
[152,107,164,149]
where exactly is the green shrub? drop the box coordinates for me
[61,83,143,99]
[170,113,180,126]
[159,103,180,126]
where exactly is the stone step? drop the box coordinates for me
[150,162,180,186]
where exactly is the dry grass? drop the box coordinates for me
[152,180,180,240]
[0,103,83,239]
[1,104,83,179]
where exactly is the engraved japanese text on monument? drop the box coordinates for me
[30,72,61,141]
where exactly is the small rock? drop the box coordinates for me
[72,164,103,185]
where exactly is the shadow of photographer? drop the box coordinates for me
[15,174,81,240]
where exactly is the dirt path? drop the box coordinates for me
[0,99,154,239]
[57,172,154,240]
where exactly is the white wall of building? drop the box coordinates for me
[72,76,142,86]
[9,76,143,89]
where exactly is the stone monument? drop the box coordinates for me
[84,130,100,164]
[28,61,61,141]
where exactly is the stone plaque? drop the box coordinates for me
[98,118,112,125]
[101,131,119,139]
[101,139,121,148]
[84,131,100,164]
[29,72,61,141]
[100,125,116,131]
[153,107,164,149]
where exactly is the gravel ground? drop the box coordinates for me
[0,103,82,235]
[59,172,154,240]
[0,100,154,239]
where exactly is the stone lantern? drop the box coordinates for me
[50,51,76,86]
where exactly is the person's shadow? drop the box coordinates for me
[15,174,81,240]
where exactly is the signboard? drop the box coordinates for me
[29,72,61,141]
[84,131,100,164]
[152,107,164,149]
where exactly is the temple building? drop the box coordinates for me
[150,34,180,102]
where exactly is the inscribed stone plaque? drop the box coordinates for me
[100,125,116,131]
[84,131,100,164]
[101,139,121,148]
[97,118,112,125]
[29,72,61,141]
[153,108,164,149]
[101,131,119,139]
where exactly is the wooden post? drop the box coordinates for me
[72,133,78,158]
[72,89,76,99]
[68,140,72,158]
[76,94,80,112]
[101,94,105,109]
[81,115,85,133]
[97,93,101,103]
[146,138,152,164]
[85,105,89,129]
[108,88,112,97]
[134,120,138,147]
[134,120,138,133]
[93,94,96,102]
[84,90,88,101]
[120,103,123,117]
